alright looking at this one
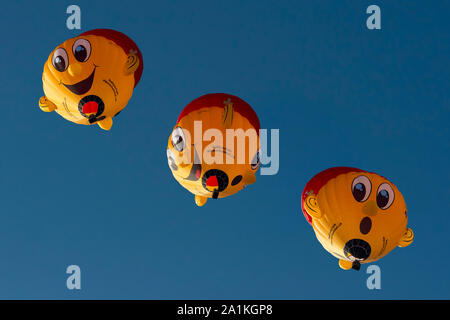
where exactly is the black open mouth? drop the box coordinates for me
[63,68,96,95]
[78,95,105,123]
[360,217,372,235]
[344,239,371,261]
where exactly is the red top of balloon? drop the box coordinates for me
[80,29,144,87]
[301,167,365,225]
[176,93,261,133]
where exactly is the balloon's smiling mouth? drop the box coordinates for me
[63,68,96,95]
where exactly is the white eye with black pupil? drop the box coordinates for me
[167,149,178,171]
[377,183,395,210]
[351,175,372,202]
[171,127,186,152]
[72,39,91,62]
[52,48,69,72]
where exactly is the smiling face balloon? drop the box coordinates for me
[301,167,414,270]
[167,93,261,207]
[39,29,143,130]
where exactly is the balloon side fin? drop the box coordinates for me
[124,53,140,76]
[339,259,353,270]
[39,96,57,112]
[398,227,414,247]
[195,195,207,207]
[304,195,322,219]
[98,117,113,130]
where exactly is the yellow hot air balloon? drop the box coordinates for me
[167,93,261,206]
[39,29,143,130]
[301,167,414,270]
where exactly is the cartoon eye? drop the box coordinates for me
[351,175,371,202]
[376,183,395,210]
[171,127,186,152]
[166,149,178,171]
[52,48,68,72]
[251,150,260,170]
[72,39,91,62]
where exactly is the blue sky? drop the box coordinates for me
[0,0,448,299]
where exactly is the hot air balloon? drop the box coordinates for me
[301,167,414,270]
[39,29,143,130]
[167,93,261,206]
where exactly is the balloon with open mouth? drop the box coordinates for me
[167,93,261,207]
[301,167,414,270]
[39,29,143,130]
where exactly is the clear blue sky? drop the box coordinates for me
[0,0,448,299]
